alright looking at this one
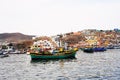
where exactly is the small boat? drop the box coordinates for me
[83,48,94,53]
[114,46,120,49]
[7,50,22,54]
[113,44,120,49]
[0,51,9,58]
[30,48,78,60]
[93,47,107,52]
[107,45,114,49]
[0,54,9,58]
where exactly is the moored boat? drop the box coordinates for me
[107,45,114,49]
[30,48,78,60]
[83,48,94,53]
[114,46,120,49]
[113,44,120,49]
[0,54,9,58]
[93,47,107,52]
[0,51,9,58]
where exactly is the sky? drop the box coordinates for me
[0,0,120,36]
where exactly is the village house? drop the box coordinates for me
[32,36,57,50]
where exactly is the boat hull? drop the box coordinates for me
[83,48,94,53]
[0,54,9,58]
[93,47,107,52]
[30,52,76,60]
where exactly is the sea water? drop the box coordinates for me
[0,49,120,80]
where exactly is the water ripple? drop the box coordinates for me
[0,50,120,80]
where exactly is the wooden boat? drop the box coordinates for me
[107,45,114,49]
[30,48,77,60]
[114,46,120,49]
[8,50,21,54]
[0,54,9,58]
[113,45,120,49]
[83,48,94,53]
[0,51,9,58]
[93,47,107,52]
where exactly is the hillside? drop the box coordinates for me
[0,33,34,42]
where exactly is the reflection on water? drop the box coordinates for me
[0,49,120,80]
[31,58,77,64]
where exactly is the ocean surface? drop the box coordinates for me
[0,49,120,80]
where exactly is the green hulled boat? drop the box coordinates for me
[30,49,77,60]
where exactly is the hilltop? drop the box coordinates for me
[0,33,34,42]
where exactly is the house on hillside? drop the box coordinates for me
[32,36,58,50]
[51,35,63,47]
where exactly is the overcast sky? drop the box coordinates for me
[0,0,120,36]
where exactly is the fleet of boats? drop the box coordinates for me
[0,37,120,60]
[0,45,120,59]
[81,45,120,53]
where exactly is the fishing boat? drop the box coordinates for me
[0,54,9,58]
[107,45,114,49]
[111,43,120,49]
[30,48,78,60]
[82,48,94,53]
[0,50,9,58]
[93,47,107,52]
[30,36,79,60]
[114,45,120,49]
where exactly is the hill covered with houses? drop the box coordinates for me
[0,29,120,51]
[32,29,120,49]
